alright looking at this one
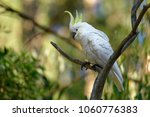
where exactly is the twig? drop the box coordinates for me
[131,0,143,28]
[0,3,79,49]
[90,3,150,100]
[132,4,150,31]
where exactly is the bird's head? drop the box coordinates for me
[65,11,94,40]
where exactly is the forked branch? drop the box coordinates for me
[90,2,150,100]
[51,1,150,100]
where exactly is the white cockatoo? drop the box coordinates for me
[65,11,124,91]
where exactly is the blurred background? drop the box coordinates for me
[0,0,150,100]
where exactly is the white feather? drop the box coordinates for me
[74,24,124,91]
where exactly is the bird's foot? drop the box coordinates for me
[81,62,91,70]
[91,64,103,71]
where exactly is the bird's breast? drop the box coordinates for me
[81,40,97,63]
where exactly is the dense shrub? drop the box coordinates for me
[0,48,51,99]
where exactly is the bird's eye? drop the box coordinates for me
[76,29,78,31]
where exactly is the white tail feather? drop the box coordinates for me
[111,62,124,92]
[113,71,124,91]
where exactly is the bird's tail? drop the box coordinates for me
[111,62,124,92]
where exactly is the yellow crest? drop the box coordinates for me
[65,10,83,26]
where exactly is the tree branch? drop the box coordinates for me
[90,2,150,100]
[131,0,143,28]
[50,42,102,71]
[0,3,79,49]
[50,2,150,100]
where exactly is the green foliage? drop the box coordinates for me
[0,48,51,99]
[135,75,150,100]
[64,79,86,100]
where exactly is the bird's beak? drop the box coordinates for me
[71,32,76,39]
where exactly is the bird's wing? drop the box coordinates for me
[88,32,124,91]
[95,29,109,41]
[89,32,113,64]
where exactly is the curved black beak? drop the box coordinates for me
[71,32,76,39]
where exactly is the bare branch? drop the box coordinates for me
[51,42,82,65]
[0,3,80,49]
[121,33,138,53]
[131,0,143,28]
[132,3,150,31]
[50,42,102,71]
[90,3,150,100]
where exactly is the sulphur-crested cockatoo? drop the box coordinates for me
[65,11,124,91]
